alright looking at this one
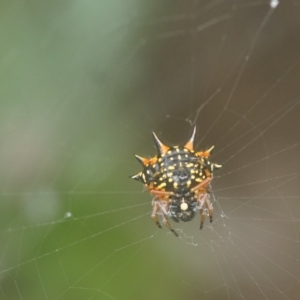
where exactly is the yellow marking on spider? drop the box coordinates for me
[173,182,178,188]
[158,182,166,189]
[153,171,159,177]
[168,166,175,170]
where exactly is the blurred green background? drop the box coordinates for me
[1,1,300,300]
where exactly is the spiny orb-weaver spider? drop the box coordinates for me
[130,127,222,237]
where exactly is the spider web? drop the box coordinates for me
[1,0,300,299]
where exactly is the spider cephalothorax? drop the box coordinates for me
[131,126,222,237]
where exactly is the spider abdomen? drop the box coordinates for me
[142,146,210,194]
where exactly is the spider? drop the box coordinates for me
[130,126,222,237]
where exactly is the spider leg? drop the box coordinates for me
[197,193,212,230]
[199,208,206,230]
[151,200,162,228]
[191,177,212,192]
[152,199,179,237]
[162,215,179,237]
[205,194,213,224]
